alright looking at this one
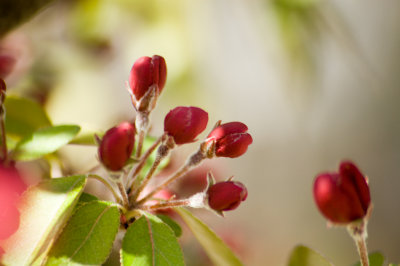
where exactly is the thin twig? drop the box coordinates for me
[117,181,129,208]
[136,129,145,158]
[88,174,122,204]
[139,199,190,211]
[356,237,369,266]
[127,134,164,189]
[129,149,165,204]
[136,165,190,206]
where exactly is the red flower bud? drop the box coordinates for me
[313,161,371,224]
[0,163,26,239]
[207,122,253,158]
[99,122,135,171]
[207,181,248,211]
[129,55,167,100]
[164,106,208,145]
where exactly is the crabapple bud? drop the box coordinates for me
[0,163,26,239]
[207,181,248,211]
[313,161,371,224]
[129,55,167,100]
[99,122,135,171]
[207,122,252,158]
[164,106,208,145]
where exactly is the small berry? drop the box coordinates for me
[313,161,371,224]
[207,122,252,158]
[129,55,167,100]
[207,181,248,211]
[164,106,208,145]
[99,122,136,171]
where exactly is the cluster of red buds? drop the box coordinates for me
[95,55,252,223]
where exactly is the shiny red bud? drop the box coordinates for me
[129,55,167,100]
[207,122,253,158]
[313,161,371,224]
[207,181,248,211]
[164,106,208,145]
[99,122,135,171]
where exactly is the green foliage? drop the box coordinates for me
[45,201,120,265]
[76,192,98,207]
[13,125,80,160]
[288,245,332,266]
[0,175,86,266]
[4,95,52,140]
[175,207,242,266]
[353,252,385,266]
[156,214,182,237]
[121,212,185,266]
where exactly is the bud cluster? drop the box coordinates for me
[96,55,252,220]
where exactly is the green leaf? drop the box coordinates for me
[288,245,332,266]
[175,207,242,266]
[353,252,385,266]
[156,214,182,237]
[0,175,86,266]
[69,131,101,145]
[13,125,80,160]
[45,201,120,265]
[4,95,52,139]
[76,192,98,208]
[121,212,185,266]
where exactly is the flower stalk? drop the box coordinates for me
[347,221,369,266]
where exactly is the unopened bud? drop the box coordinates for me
[129,55,167,101]
[207,181,247,211]
[313,161,371,224]
[164,106,208,145]
[207,122,252,158]
[99,122,136,171]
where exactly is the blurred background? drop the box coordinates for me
[1,0,400,265]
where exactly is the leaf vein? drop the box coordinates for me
[68,205,112,260]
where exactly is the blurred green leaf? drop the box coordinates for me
[0,175,86,266]
[45,201,120,265]
[69,130,100,145]
[121,212,184,266]
[288,245,332,266]
[175,207,242,266]
[13,125,80,160]
[0,0,56,37]
[353,252,385,266]
[4,95,52,139]
[156,214,182,237]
